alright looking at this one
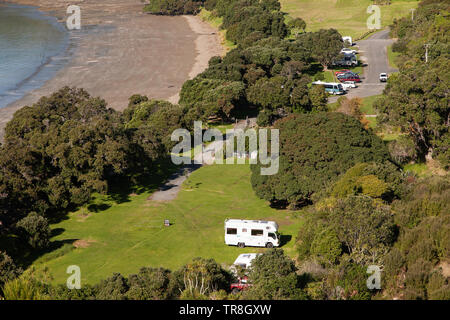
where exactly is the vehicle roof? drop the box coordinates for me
[225,219,279,229]
[233,253,261,266]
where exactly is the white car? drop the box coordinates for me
[379,73,388,82]
[341,81,357,91]
[341,48,357,55]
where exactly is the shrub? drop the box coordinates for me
[96,273,129,300]
[126,267,173,300]
[16,212,51,250]
[388,135,417,165]
[243,249,306,300]
[0,252,22,289]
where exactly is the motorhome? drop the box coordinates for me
[230,253,261,274]
[342,36,353,46]
[332,53,358,67]
[312,81,345,95]
[224,219,280,248]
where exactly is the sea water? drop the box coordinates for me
[0,3,69,108]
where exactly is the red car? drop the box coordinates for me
[337,73,361,83]
[230,276,252,294]
[335,69,352,75]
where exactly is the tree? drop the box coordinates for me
[308,85,328,111]
[375,57,449,168]
[243,249,306,299]
[96,273,129,300]
[126,267,173,300]
[298,29,343,69]
[328,196,396,264]
[1,87,140,219]
[251,112,390,208]
[173,258,231,297]
[287,17,306,36]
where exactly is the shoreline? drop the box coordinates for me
[0,2,72,109]
[0,1,223,140]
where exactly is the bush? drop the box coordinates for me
[331,162,402,201]
[388,135,417,165]
[96,273,129,300]
[16,212,51,250]
[0,251,22,290]
[126,267,173,300]
[243,249,307,300]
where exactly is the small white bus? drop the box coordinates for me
[224,219,280,248]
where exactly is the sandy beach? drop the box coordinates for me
[0,0,222,139]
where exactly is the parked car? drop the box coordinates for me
[379,73,388,82]
[337,73,361,83]
[335,70,358,76]
[230,276,252,294]
[335,69,352,75]
[332,53,358,67]
[341,81,357,91]
[341,48,357,55]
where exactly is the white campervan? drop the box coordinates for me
[230,253,261,275]
[224,219,280,248]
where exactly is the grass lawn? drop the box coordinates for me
[280,0,419,39]
[32,165,304,285]
[208,123,234,134]
[360,94,382,115]
[403,163,432,177]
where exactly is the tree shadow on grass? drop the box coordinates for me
[15,236,78,270]
[279,234,292,247]
[106,157,181,205]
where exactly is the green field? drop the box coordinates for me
[33,165,304,285]
[280,0,419,39]
[360,94,382,115]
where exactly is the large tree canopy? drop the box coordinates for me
[0,87,168,226]
[250,112,391,208]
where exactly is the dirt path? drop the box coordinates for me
[0,0,222,140]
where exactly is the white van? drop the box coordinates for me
[312,81,345,95]
[224,219,280,248]
[230,253,261,275]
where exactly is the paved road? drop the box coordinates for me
[329,29,397,103]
